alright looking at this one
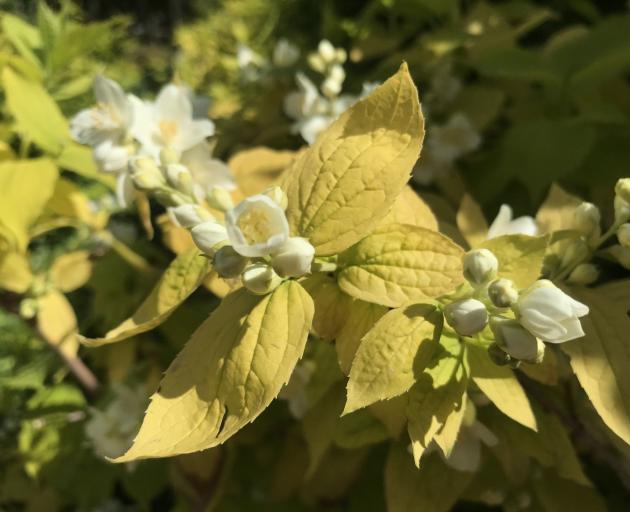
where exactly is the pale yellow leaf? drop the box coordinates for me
[336,299,387,375]
[114,281,314,461]
[368,395,408,439]
[228,146,298,197]
[46,178,108,229]
[480,234,549,289]
[282,63,424,255]
[519,347,560,386]
[301,273,352,341]
[55,141,116,188]
[533,469,606,512]
[50,251,92,293]
[562,287,630,446]
[456,194,488,248]
[338,224,464,308]
[344,303,442,415]
[81,249,211,347]
[0,251,32,293]
[0,158,58,251]
[536,183,582,234]
[37,291,79,358]
[379,185,438,231]
[467,343,537,431]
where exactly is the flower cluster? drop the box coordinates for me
[444,248,589,365]
[70,76,233,207]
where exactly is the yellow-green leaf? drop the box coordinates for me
[456,194,488,248]
[536,183,582,234]
[0,251,32,293]
[533,469,606,512]
[480,234,549,289]
[282,63,424,255]
[338,224,464,308]
[407,335,467,466]
[379,186,438,231]
[50,251,92,293]
[114,281,314,461]
[2,67,69,155]
[37,291,79,359]
[300,273,352,341]
[562,287,630,446]
[55,141,116,189]
[385,445,473,512]
[81,249,211,347]
[467,343,537,431]
[0,158,58,251]
[228,146,298,197]
[344,303,443,415]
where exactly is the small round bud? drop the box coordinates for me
[573,202,601,239]
[241,263,283,295]
[318,39,336,63]
[272,39,299,67]
[271,237,315,277]
[321,76,342,98]
[488,278,518,308]
[169,204,213,229]
[263,186,288,210]
[307,53,326,73]
[617,223,630,248]
[207,186,234,212]
[463,249,498,286]
[165,163,193,194]
[335,48,347,64]
[610,245,630,270]
[567,263,599,285]
[160,147,181,166]
[614,196,630,224]
[444,298,488,336]
[19,298,38,319]
[190,220,228,256]
[615,178,630,204]
[130,156,165,191]
[491,318,544,364]
[214,246,249,279]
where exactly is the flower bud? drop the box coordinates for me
[488,278,518,308]
[610,245,630,270]
[318,39,336,63]
[491,318,544,364]
[335,48,347,64]
[190,220,228,256]
[614,196,630,224]
[322,76,342,98]
[241,263,283,295]
[263,186,288,210]
[271,237,315,277]
[130,157,165,191]
[214,246,249,278]
[617,223,630,248]
[615,178,630,204]
[19,298,38,319]
[272,39,299,67]
[444,298,488,336]
[169,204,213,229]
[160,147,181,166]
[567,263,599,285]
[573,202,601,239]
[463,249,498,287]
[307,53,326,73]
[207,186,234,212]
[165,163,193,194]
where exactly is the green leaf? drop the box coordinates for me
[114,280,314,461]
[344,303,443,415]
[481,234,549,289]
[282,63,424,255]
[562,286,630,446]
[385,444,473,512]
[338,224,464,308]
[55,141,116,189]
[2,67,69,155]
[81,249,211,347]
[0,158,58,251]
[533,469,606,512]
[467,343,537,430]
[407,334,467,466]
[300,273,352,341]
[1,13,42,69]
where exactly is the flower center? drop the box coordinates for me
[159,120,179,144]
[237,206,274,245]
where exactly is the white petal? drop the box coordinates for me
[567,296,589,317]
[115,172,135,208]
[547,317,585,344]
[174,119,215,152]
[93,140,129,173]
[507,216,538,236]
[299,115,331,145]
[487,204,513,239]
[155,83,192,124]
[93,75,132,125]
[70,108,101,145]
[520,308,567,341]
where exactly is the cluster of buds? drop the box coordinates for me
[444,248,589,366]
[173,186,315,295]
[307,39,348,97]
[610,178,630,269]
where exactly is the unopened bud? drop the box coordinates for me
[491,318,544,364]
[488,278,518,308]
[615,178,630,204]
[207,186,234,212]
[617,223,630,248]
[160,147,181,166]
[241,263,283,295]
[573,202,601,239]
[272,39,299,67]
[271,237,315,277]
[610,245,630,270]
[130,157,165,191]
[263,186,288,210]
[165,163,193,195]
[318,39,336,63]
[19,298,38,319]
[335,48,347,64]
[169,204,213,228]
[614,196,630,224]
[321,76,342,98]
[307,53,326,73]
[329,64,345,83]
[444,298,488,336]
[190,220,228,256]
[214,246,249,278]
[463,249,498,286]
[567,263,599,285]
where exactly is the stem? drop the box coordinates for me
[97,231,154,274]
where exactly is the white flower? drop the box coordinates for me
[191,220,228,256]
[225,195,289,257]
[168,204,212,228]
[487,204,538,239]
[273,38,300,67]
[241,262,283,295]
[615,178,630,204]
[92,139,130,173]
[491,318,544,363]
[427,113,481,164]
[516,280,589,343]
[463,248,498,286]
[271,237,315,277]
[444,298,488,337]
[180,143,236,201]
[132,84,215,158]
[618,223,630,248]
[115,173,135,208]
